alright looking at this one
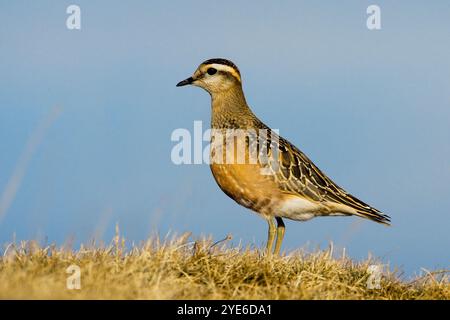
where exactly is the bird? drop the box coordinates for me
[176,58,390,255]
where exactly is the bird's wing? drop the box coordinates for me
[260,129,390,224]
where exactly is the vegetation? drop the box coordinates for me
[0,232,448,299]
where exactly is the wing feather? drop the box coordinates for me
[257,127,390,225]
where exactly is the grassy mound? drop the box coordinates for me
[0,233,448,299]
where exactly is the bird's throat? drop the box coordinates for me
[210,86,253,129]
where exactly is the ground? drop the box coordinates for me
[0,233,448,299]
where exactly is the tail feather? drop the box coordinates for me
[354,208,391,225]
[336,192,391,225]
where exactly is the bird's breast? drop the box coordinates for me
[210,162,284,215]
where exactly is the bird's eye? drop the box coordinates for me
[207,68,217,75]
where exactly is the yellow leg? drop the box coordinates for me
[266,218,276,254]
[274,217,285,256]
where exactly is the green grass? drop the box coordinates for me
[0,233,448,299]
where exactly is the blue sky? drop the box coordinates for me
[0,1,449,277]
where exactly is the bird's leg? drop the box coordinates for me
[274,217,285,256]
[266,217,276,254]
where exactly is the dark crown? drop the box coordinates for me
[201,58,241,76]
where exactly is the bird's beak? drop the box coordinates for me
[176,76,194,87]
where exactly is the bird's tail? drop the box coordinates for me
[354,207,391,225]
[341,192,391,225]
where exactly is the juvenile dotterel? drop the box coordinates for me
[177,58,390,255]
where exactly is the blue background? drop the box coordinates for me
[0,1,449,277]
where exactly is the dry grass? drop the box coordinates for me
[0,232,448,300]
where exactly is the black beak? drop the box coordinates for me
[176,77,194,87]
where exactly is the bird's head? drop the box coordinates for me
[176,58,242,95]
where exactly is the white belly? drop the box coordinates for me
[276,197,319,221]
[275,196,351,221]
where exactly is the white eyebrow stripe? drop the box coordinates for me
[208,63,241,82]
